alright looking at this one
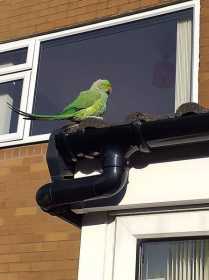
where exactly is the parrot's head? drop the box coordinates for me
[91,79,112,95]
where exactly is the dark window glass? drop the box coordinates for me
[137,238,209,280]
[0,80,23,135]
[30,9,193,136]
[0,48,27,69]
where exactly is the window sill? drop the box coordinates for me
[0,133,50,148]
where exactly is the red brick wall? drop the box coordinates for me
[0,144,80,280]
[0,1,208,280]
[199,0,209,106]
[0,0,178,42]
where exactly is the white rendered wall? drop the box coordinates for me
[120,157,209,208]
[74,157,209,214]
[77,158,209,280]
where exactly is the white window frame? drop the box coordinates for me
[78,209,209,280]
[0,39,35,75]
[0,71,31,142]
[0,0,200,147]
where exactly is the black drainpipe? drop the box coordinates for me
[36,111,209,227]
[37,145,128,227]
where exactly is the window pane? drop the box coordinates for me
[0,48,27,69]
[138,238,209,280]
[30,9,193,136]
[0,80,23,135]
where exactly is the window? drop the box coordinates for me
[0,1,199,146]
[0,72,31,142]
[0,48,27,69]
[0,39,34,143]
[31,9,193,136]
[138,238,209,279]
[0,40,34,75]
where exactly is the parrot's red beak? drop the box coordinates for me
[108,86,112,94]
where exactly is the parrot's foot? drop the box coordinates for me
[79,117,109,129]
[64,123,82,134]
[63,117,109,134]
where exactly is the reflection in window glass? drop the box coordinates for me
[0,48,27,69]
[0,80,23,135]
[138,238,209,280]
[30,9,193,136]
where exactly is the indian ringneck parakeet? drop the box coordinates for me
[8,79,112,122]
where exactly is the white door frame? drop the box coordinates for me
[78,210,209,280]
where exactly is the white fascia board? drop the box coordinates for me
[74,156,209,214]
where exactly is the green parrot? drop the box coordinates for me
[8,79,112,122]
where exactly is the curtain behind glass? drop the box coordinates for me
[140,239,209,280]
[175,17,192,110]
[168,240,209,280]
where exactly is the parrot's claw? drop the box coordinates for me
[64,123,83,134]
[79,117,109,129]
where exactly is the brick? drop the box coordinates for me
[108,0,129,8]
[77,0,98,8]
[0,151,5,160]
[45,11,68,22]
[19,249,80,262]
[2,273,18,280]
[0,241,62,255]
[0,168,10,176]
[29,162,48,172]
[0,254,20,264]
[12,272,37,280]
[43,232,70,242]
[49,0,72,7]
[18,270,77,280]
[0,263,9,272]
[31,260,76,271]
[15,207,37,216]
[0,218,4,226]
[9,263,31,272]
[41,145,48,154]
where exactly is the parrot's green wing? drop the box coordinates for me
[62,89,101,114]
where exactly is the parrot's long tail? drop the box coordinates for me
[7,103,74,121]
